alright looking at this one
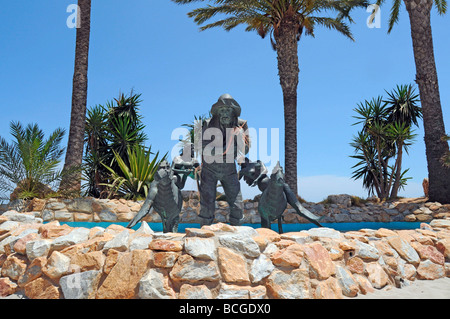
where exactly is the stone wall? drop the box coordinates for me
[0,211,449,299]
[1,193,449,225]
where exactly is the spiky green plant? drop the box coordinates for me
[101,145,166,200]
[0,122,68,200]
[350,85,421,200]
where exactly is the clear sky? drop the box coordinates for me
[1,1,449,202]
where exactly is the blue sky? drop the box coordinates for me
[1,1,449,202]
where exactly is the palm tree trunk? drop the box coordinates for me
[60,0,92,194]
[274,17,300,195]
[404,0,450,204]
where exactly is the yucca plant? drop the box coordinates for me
[0,122,68,201]
[350,85,421,200]
[102,145,166,200]
[83,91,150,198]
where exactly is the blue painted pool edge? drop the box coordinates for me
[53,221,425,233]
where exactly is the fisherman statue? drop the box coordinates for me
[198,94,250,226]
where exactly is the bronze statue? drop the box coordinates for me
[198,94,250,226]
[127,156,198,232]
[239,159,323,233]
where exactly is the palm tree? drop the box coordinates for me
[0,122,66,201]
[172,0,368,195]
[377,0,450,203]
[60,0,92,194]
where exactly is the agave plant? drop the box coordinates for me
[0,122,67,200]
[101,145,166,200]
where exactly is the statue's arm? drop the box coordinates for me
[127,181,158,228]
[283,183,323,227]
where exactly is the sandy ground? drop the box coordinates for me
[350,277,450,299]
[1,278,449,299]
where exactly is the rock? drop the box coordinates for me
[138,268,176,299]
[416,260,445,280]
[103,249,121,275]
[26,240,51,261]
[70,251,105,272]
[103,230,130,252]
[179,284,213,299]
[365,262,390,289]
[185,228,215,238]
[388,237,420,266]
[96,250,152,299]
[46,202,66,210]
[1,254,27,281]
[13,232,40,255]
[0,221,20,235]
[39,222,70,239]
[60,270,101,299]
[255,228,281,243]
[153,251,180,268]
[335,266,359,297]
[218,234,260,258]
[314,277,343,299]
[66,198,93,214]
[149,239,183,252]
[354,274,375,295]
[170,254,220,284]
[436,239,450,261]
[217,284,266,299]
[250,254,275,284]
[183,237,216,260]
[354,241,380,261]
[266,268,310,299]
[271,243,304,268]
[129,234,153,251]
[430,219,450,229]
[54,210,73,222]
[2,211,39,224]
[412,243,445,265]
[346,257,365,275]
[24,277,60,299]
[327,194,352,207]
[280,232,312,245]
[305,227,343,240]
[217,247,250,284]
[375,228,398,238]
[302,242,336,280]
[43,251,71,280]
[405,214,417,222]
[51,228,90,251]
[17,256,46,287]
[135,221,154,235]
[0,277,18,297]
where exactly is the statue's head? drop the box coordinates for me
[211,94,241,127]
[156,160,172,182]
[270,161,285,186]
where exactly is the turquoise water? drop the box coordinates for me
[55,221,424,233]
